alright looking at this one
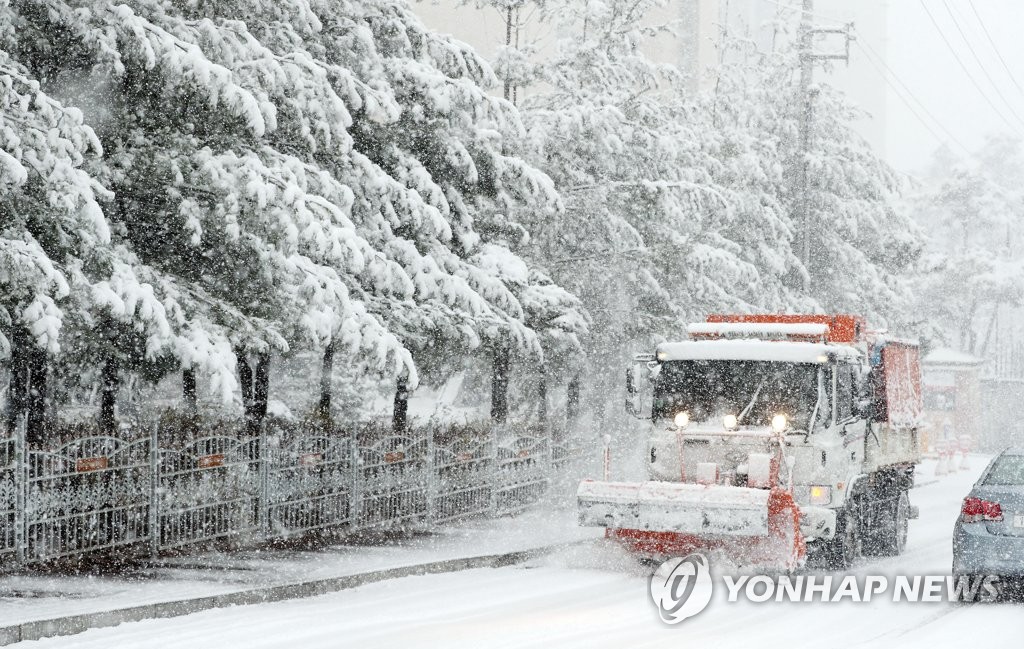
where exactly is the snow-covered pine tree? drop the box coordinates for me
[909,136,1024,356]
[8,0,587,429]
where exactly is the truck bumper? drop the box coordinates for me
[800,505,837,542]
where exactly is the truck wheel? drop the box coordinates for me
[872,491,910,556]
[810,510,860,570]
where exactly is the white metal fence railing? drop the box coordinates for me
[432,438,493,524]
[0,437,16,560]
[494,436,550,516]
[156,434,261,552]
[0,417,581,568]
[26,436,151,563]
[265,433,353,537]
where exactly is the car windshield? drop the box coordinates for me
[651,359,828,430]
[983,454,1024,486]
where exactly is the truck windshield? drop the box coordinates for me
[652,360,828,431]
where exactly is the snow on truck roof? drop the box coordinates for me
[656,339,861,363]
[686,322,829,338]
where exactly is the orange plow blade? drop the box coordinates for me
[577,481,805,570]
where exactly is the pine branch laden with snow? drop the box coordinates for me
[0,47,110,358]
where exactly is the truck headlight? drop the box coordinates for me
[771,413,788,433]
[723,414,738,430]
[809,485,832,505]
[674,411,690,428]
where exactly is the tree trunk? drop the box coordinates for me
[236,350,269,437]
[6,327,28,436]
[254,353,269,424]
[100,356,119,436]
[236,349,254,431]
[537,364,548,425]
[318,342,334,423]
[392,376,409,433]
[978,303,999,357]
[491,342,510,423]
[182,368,197,415]
[566,374,581,423]
[26,344,47,445]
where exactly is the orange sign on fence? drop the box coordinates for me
[384,451,405,464]
[76,457,109,473]
[299,453,322,467]
[197,454,226,469]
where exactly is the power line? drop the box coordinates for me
[757,0,976,159]
[966,0,1024,101]
[853,32,973,156]
[940,0,1024,131]
[757,0,975,155]
[851,38,970,157]
[918,0,1024,138]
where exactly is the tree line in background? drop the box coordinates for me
[1,0,923,444]
[910,134,1024,369]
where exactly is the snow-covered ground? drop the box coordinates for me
[0,507,598,628]
[7,457,1022,648]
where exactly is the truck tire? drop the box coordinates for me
[809,510,860,570]
[870,491,909,557]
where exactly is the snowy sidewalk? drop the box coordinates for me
[0,507,600,644]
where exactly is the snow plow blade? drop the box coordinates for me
[577,480,805,568]
[578,481,770,536]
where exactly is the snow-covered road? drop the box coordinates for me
[14,460,1024,649]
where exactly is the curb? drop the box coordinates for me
[0,544,567,646]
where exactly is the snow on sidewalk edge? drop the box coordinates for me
[0,544,573,646]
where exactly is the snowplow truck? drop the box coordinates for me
[577,315,922,570]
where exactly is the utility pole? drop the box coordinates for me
[796,0,854,291]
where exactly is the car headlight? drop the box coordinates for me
[723,414,738,431]
[809,485,832,506]
[771,413,788,433]
[673,411,690,428]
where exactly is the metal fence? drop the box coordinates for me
[156,434,260,551]
[0,417,581,568]
[0,437,16,560]
[25,436,151,562]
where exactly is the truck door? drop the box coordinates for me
[626,354,655,419]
